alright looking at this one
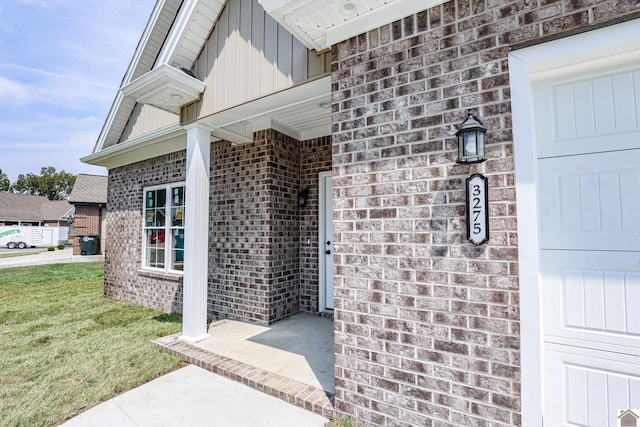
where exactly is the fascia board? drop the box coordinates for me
[93,91,126,153]
[82,125,186,170]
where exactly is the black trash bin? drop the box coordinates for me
[79,235,99,255]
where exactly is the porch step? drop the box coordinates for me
[152,334,335,419]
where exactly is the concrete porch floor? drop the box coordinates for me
[152,312,335,419]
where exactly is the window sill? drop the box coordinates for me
[137,269,184,282]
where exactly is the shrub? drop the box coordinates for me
[47,246,55,251]
[57,244,65,250]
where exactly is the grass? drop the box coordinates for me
[0,262,183,427]
[326,417,364,427]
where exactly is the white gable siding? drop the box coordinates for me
[118,103,179,143]
[186,0,329,121]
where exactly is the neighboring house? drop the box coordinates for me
[68,174,108,255]
[0,192,73,228]
[83,0,640,426]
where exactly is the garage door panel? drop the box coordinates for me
[542,250,640,352]
[539,151,640,251]
[534,67,640,158]
[545,346,640,427]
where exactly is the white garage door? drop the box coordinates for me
[534,65,640,426]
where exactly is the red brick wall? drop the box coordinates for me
[72,206,101,255]
[330,1,639,426]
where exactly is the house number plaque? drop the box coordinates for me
[466,173,489,245]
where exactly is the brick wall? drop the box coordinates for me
[105,151,186,314]
[105,131,332,324]
[72,205,101,255]
[209,130,301,323]
[209,130,332,324]
[330,1,639,426]
[300,136,332,312]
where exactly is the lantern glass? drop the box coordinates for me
[456,112,486,164]
[464,132,477,156]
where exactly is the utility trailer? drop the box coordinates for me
[0,226,67,249]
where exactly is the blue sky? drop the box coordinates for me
[0,0,155,182]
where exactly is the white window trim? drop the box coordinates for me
[142,181,186,274]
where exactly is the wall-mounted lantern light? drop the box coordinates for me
[298,187,310,207]
[456,111,487,164]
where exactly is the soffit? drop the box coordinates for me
[201,75,331,143]
[156,0,226,70]
[82,76,331,169]
[259,0,446,51]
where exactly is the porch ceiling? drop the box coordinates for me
[200,75,331,143]
[259,0,447,51]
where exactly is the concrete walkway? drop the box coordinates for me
[153,313,336,419]
[0,248,103,268]
[60,365,328,427]
[198,314,334,392]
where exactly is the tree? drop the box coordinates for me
[0,169,10,192]
[12,167,76,201]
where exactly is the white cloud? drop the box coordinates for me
[0,76,29,103]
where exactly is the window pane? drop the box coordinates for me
[171,186,185,227]
[146,191,155,208]
[145,229,165,269]
[154,207,166,227]
[170,229,185,271]
[157,189,166,208]
[172,186,184,205]
[145,209,154,226]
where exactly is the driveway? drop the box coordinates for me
[0,248,103,268]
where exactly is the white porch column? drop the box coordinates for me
[179,123,212,344]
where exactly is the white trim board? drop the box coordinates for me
[508,17,640,427]
[318,170,333,313]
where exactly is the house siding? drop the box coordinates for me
[184,0,330,123]
[118,103,179,144]
[330,1,639,426]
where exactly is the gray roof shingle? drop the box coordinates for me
[68,174,108,204]
[0,192,73,222]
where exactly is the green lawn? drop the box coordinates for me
[0,262,183,427]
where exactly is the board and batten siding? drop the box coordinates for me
[183,0,330,122]
[119,103,179,143]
